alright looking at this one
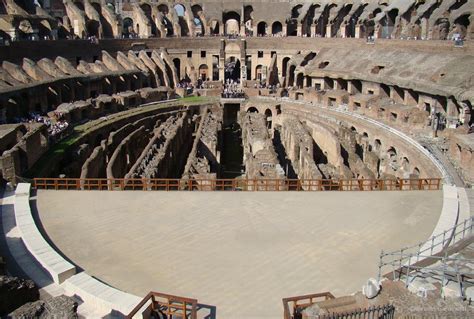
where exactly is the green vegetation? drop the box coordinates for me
[25,97,217,178]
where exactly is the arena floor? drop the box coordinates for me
[35,190,443,319]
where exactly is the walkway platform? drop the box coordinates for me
[35,190,443,318]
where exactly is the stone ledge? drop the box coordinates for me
[62,272,141,316]
[14,183,76,284]
[14,183,142,316]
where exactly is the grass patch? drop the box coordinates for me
[25,97,217,178]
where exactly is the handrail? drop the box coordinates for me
[126,291,198,319]
[378,216,474,285]
[32,177,442,191]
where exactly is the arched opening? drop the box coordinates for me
[296,73,304,88]
[374,139,382,152]
[401,157,410,172]
[282,57,291,81]
[140,3,157,36]
[192,5,204,36]
[158,4,174,36]
[247,107,259,113]
[209,20,220,35]
[384,9,399,38]
[18,19,34,40]
[173,58,181,80]
[255,65,263,81]
[257,21,267,36]
[198,64,209,81]
[288,65,296,87]
[264,109,272,129]
[244,5,254,35]
[272,21,283,35]
[302,5,318,37]
[122,18,134,37]
[454,14,470,39]
[174,4,189,36]
[86,20,100,38]
[223,11,240,35]
[224,57,240,82]
[38,20,52,39]
[412,167,420,177]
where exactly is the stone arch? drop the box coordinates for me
[374,139,382,152]
[223,11,240,35]
[257,21,267,36]
[412,167,420,177]
[244,5,254,35]
[296,72,304,88]
[255,65,263,81]
[401,156,410,172]
[454,14,471,39]
[198,64,209,81]
[287,4,302,36]
[209,19,220,35]
[38,19,52,39]
[264,108,272,129]
[174,4,189,36]
[122,17,134,37]
[173,58,181,80]
[287,64,296,87]
[86,20,100,37]
[191,5,205,36]
[140,3,157,36]
[158,4,174,36]
[282,57,291,81]
[247,106,258,113]
[272,21,283,35]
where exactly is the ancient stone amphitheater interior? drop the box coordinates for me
[0,0,474,318]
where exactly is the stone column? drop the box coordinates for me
[355,24,362,38]
[297,22,302,37]
[326,23,332,38]
[219,39,225,82]
[240,39,246,84]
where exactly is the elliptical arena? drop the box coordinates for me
[0,0,474,318]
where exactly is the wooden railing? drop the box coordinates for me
[126,291,198,319]
[283,292,336,319]
[33,177,442,191]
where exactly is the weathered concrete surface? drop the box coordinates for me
[36,190,443,319]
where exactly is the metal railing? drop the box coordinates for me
[283,293,394,319]
[33,177,442,191]
[378,216,474,292]
[283,292,335,319]
[126,291,198,319]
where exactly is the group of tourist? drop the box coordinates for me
[48,120,69,138]
[176,79,195,93]
[222,79,245,99]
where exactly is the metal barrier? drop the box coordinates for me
[283,293,394,319]
[126,291,198,319]
[33,177,442,191]
[378,216,474,296]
